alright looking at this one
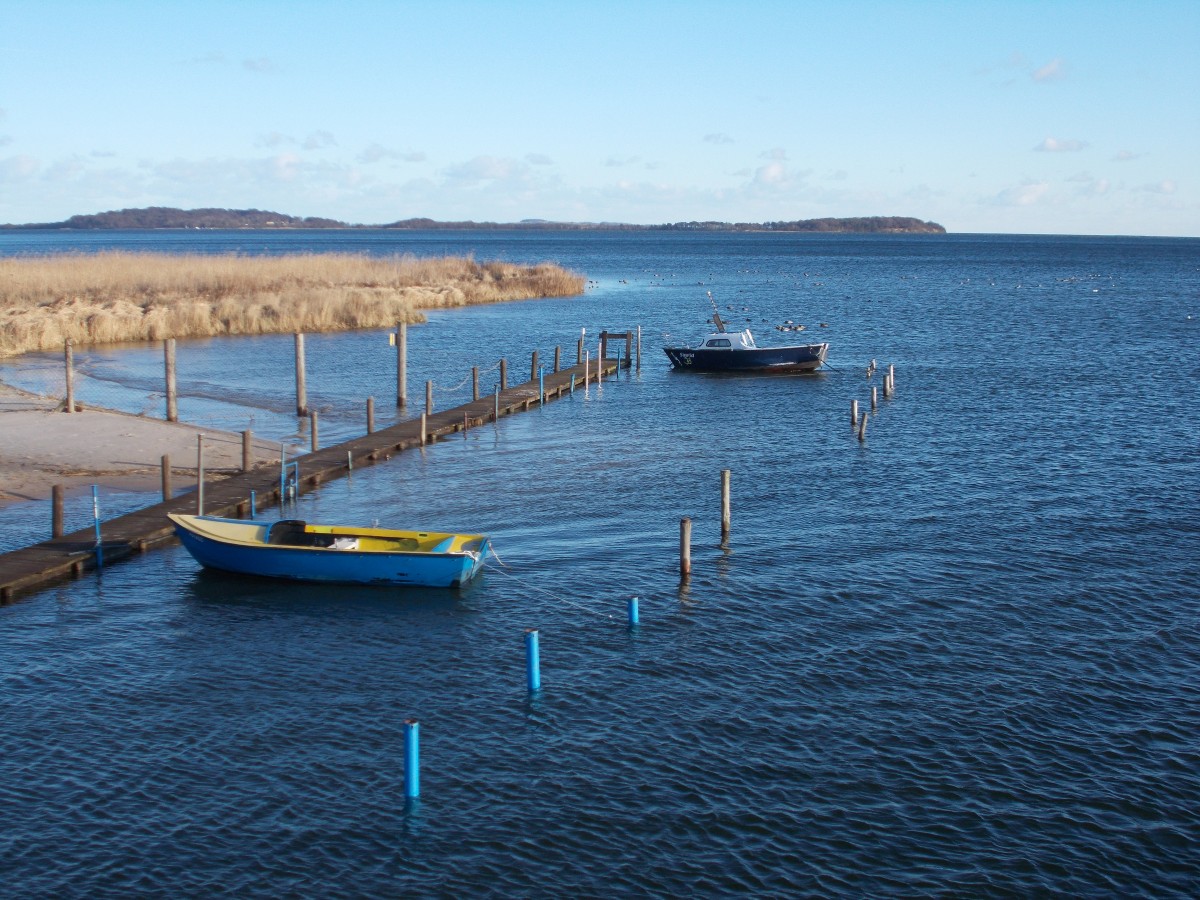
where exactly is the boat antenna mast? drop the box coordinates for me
[707,291,726,332]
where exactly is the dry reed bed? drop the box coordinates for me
[0,252,586,358]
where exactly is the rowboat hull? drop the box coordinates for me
[169,514,488,588]
[663,342,828,373]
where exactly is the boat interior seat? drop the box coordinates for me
[266,519,311,546]
[428,536,455,553]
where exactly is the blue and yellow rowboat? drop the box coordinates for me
[169,514,489,588]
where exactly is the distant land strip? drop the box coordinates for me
[1,207,947,234]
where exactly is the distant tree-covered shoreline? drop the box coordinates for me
[2,206,946,234]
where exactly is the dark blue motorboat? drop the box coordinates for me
[663,313,828,374]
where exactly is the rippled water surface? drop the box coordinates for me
[2,231,1199,896]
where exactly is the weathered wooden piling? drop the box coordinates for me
[395,322,408,408]
[294,333,308,417]
[64,340,75,413]
[52,485,64,538]
[720,469,731,543]
[426,380,433,415]
[553,346,561,373]
[851,398,859,426]
[472,366,480,401]
[500,358,508,390]
[857,410,869,441]
[367,397,375,434]
[310,411,319,451]
[161,455,171,501]
[196,435,205,514]
[242,430,252,472]
[530,350,539,381]
[871,386,878,411]
[164,339,178,422]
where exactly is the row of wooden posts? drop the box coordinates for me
[48,327,644,538]
[59,325,643,422]
[851,360,896,441]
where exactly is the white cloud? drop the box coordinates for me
[1032,58,1066,82]
[754,161,788,187]
[1034,137,1086,152]
[993,181,1049,206]
[443,155,526,183]
[761,147,788,161]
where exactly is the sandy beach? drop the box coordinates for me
[0,381,279,509]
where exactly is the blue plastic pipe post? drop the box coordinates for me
[628,596,639,626]
[538,365,544,405]
[91,485,103,569]
[250,490,257,519]
[403,719,420,799]
[570,374,576,395]
[525,628,541,692]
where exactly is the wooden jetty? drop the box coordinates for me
[0,356,623,605]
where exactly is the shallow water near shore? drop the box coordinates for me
[2,230,1199,896]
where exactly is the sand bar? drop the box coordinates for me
[0,381,279,509]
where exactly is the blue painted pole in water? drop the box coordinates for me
[525,629,541,692]
[628,596,639,626]
[494,386,500,422]
[403,719,420,799]
[570,374,576,394]
[91,485,103,570]
[250,490,257,519]
[538,365,544,405]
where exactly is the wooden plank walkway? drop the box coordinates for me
[0,357,622,605]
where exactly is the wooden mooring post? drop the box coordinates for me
[396,321,408,408]
[63,340,75,413]
[164,338,178,422]
[52,485,64,538]
[294,333,308,417]
[720,469,731,543]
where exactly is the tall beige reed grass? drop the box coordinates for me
[0,252,586,358]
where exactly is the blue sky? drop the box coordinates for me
[1,1,1196,235]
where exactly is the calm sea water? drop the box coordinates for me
[2,230,1198,896]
